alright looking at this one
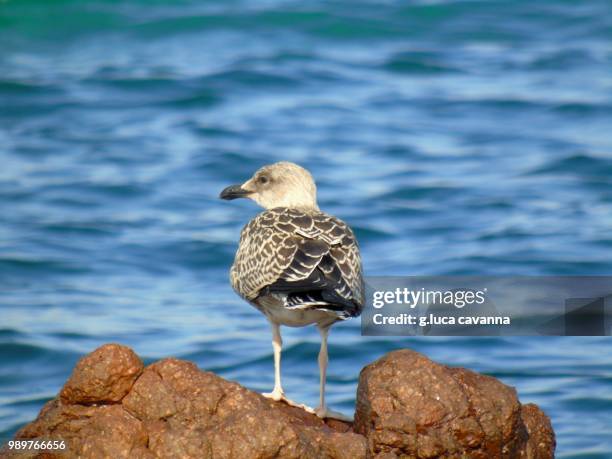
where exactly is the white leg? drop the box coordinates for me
[263,321,284,400]
[262,321,315,413]
[315,325,352,421]
[316,325,329,413]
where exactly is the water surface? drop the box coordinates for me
[1,1,612,457]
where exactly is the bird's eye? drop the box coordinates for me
[258,175,269,184]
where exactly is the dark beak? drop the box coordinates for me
[219,184,251,200]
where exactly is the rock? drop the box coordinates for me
[4,345,363,459]
[14,402,150,459]
[521,404,556,459]
[121,358,364,459]
[3,345,554,459]
[354,349,555,458]
[59,343,143,405]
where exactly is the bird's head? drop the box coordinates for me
[220,161,319,211]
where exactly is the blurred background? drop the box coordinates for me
[1,0,611,456]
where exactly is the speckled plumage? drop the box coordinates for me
[230,207,364,323]
[220,161,363,419]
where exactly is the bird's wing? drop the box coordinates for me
[230,208,364,315]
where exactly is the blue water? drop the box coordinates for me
[1,0,612,456]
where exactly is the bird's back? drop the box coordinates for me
[230,207,364,322]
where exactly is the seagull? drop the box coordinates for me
[220,161,364,420]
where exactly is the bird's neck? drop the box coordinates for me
[261,194,319,212]
[265,202,319,212]
[291,203,320,213]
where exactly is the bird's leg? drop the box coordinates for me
[314,325,352,422]
[262,321,284,400]
[316,325,329,413]
[262,321,315,413]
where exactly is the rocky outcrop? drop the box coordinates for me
[3,344,554,459]
[59,344,143,405]
[354,350,555,458]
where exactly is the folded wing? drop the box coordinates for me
[230,208,364,319]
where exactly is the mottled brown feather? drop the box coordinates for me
[230,207,364,310]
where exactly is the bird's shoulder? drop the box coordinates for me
[239,207,357,247]
[231,207,362,303]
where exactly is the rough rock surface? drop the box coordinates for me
[3,344,554,459]
[354,349,555,459]
[59,344,143,405]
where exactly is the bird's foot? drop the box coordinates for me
[262,389,315,414]
[262,387,285,402]
[315,405,353,422]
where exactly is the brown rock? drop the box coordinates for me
[4,345,554,459]
[354,349,555,459]
[5,400,150,459]
[59,343,143,405]
[4,345,364,459]
[521,404,556,459]
[121,358,365,459]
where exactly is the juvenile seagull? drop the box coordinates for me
[220,161,364,419]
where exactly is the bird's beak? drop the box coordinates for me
[219,184,252,200]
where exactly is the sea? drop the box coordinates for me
[1,1,611,457]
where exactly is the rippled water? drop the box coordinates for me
[1,1,612,457]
